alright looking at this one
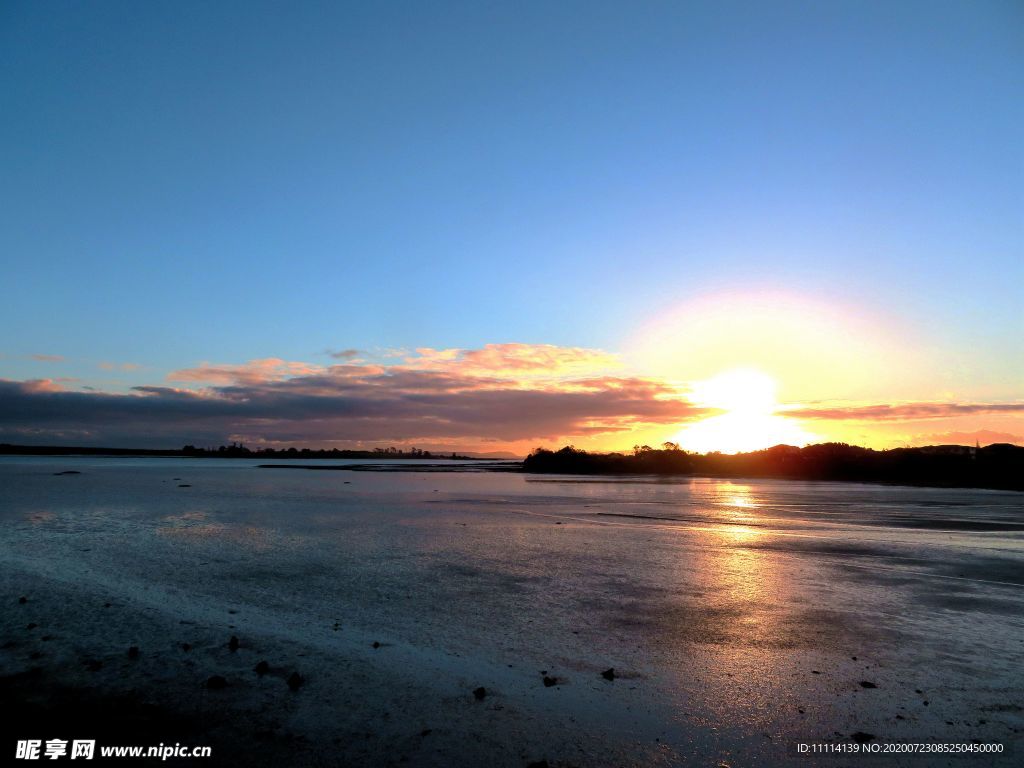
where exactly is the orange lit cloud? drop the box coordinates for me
[169,358,326,386]
[3,340,1021,452]
[786,401,1024,421]
[31,354,65,362]
[406,343,620,378]
[15,378,68,393]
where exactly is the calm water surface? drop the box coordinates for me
[1,456,1022,766]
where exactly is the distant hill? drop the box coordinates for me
[522,443,1024,491]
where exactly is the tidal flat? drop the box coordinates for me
[1,457,1022,766]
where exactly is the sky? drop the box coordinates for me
[1,0,1022,454]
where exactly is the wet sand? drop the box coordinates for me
[1,457,1022,766]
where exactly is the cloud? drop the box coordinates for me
[786,402,1024,421]
[327,348,361,360]
[16,379,68,394]
[406,343,620,378]
[31,354,64,362]
[98,362,143,372]
[0,345,702,447]
[168,358,325,386]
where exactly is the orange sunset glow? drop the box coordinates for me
[671,368,818,454]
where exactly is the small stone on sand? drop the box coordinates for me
[859,681,877,688]
[206,675,228,690]
[128,646,139,659]
[18,596,27,604]
[542,676,557,687]
[473,687,487,700]
[850,732,875,744]
[287,672,304,691]
[228,635,239,652]
[601,668,616,681]
[254,661,269,675]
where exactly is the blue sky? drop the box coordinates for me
[1,1,1021,450]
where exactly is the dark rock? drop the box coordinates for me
[601,668,616,681]
[206,675,228,690]
[811,670,820,674]
[18,596,27,604]
[850,732,875,744]
[542,676,557,687]
[895,715,904,720]
[26,623,37,630]
[526,761,550,768]
[254,661,269,675]
[420,729,432,737]
[86,660,102,672]
[127,646,139,659]
[41,635,52,642]
[473,687,487,700]
[228,635,239,652]
[178,484,191,488]
[29,651,42,660]
[923,701,929,706]
[372,641,380,649]
[53,471,81,475]
[860,681,877,689]
[181,643,192,652]
[103,602,111,608]
[287,672,304,691]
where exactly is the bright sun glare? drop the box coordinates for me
[673,368,817,454]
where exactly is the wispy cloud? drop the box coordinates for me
[168,358,324,386]
[327,348,361,360]
[98,362,143,372]
[787,402,1024,421]
[405,343,620,378]
[31,354,64,362]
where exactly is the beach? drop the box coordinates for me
[1,456,1022,766]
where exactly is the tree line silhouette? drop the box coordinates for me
[522,442,1024,491]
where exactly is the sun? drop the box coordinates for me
[672,368,817,454]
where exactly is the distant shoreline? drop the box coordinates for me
[0,443,480,460]
[4,441,1022,492]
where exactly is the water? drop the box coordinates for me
[1,456,1022,766]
